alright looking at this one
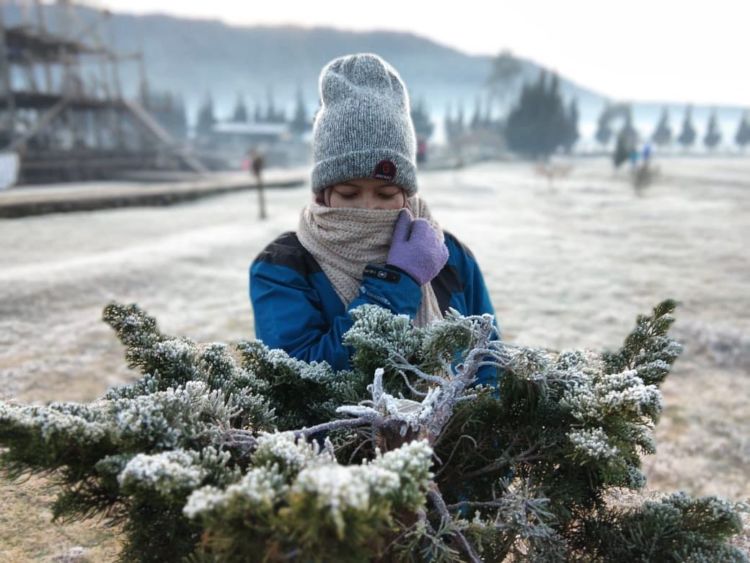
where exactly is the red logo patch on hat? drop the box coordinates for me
[372,159,397,181]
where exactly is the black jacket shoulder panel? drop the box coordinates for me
[431,264,463,314]
[254,231,323,276]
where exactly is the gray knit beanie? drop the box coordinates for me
[311,53,418,196]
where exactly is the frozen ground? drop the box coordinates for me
[1,156,749,558]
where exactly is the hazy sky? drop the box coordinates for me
[96,0,748,107]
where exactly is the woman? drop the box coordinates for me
[249,53,498,386]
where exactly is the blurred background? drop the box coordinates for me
[0,0,748,181]
[0,0,748,560]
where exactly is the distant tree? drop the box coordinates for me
[703,110,722,150]
[483,96,493,128]
[196,93,216,137]
[443,103,454,143]
[613,130,630,168]
[505,70,568,159]
[264,87,286,124]
[677,106,696,150]
[172,94,188,140]
[561,98,580,153]
[651,107,673,147]
[265,88,276,123]
[232,93,249,123]
[735,111,750,150]
[410,97,434,140]
[254,101,262,123]
[470,96,482,131]
[290,87,309,135]
[595,104,614,148]
[620,107,639,145]
[455,103,466,138]
[613,108,638,169]
[159,92,188,140]
[548,74,570,147]
[486,50,524,116]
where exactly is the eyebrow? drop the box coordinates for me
[339,182,399,190]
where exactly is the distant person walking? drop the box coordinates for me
[248,147,267,219]
[249,148,265,185]
[642,142,652,165]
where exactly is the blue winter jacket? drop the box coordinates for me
[249,230,500,386]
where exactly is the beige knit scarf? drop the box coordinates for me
[297,196,444,327]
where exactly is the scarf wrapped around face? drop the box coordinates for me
[296,196,444,327]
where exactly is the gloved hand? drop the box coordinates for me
[386,209,449,285]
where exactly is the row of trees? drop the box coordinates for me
[597,105,750,152]
[140,88,189,141]
[444,97,504,141]
[194,87,309,138]
[504,72,579,158]
[443,70,580,159]
[194,88,438,143]
[150,70,750,159]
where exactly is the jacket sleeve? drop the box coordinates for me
[250,260,422,371]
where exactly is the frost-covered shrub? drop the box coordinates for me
[0,300,745,562]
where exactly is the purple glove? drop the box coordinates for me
[386,209,449,285]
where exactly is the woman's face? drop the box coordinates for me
[325,178,406,210]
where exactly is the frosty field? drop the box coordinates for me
[1,156,748,559]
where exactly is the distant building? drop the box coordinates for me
[198,121,311,169]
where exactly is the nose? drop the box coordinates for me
[363,193,382,210]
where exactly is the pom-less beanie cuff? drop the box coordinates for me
[311,148,417,196]
[311,53,418,197]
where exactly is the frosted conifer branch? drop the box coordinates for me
[397,370,429,398]
[427,483,482,563]
[390,355,447,386]
[294,416,376,439]
[5,300,738,561]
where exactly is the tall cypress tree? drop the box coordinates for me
[196,93,216,138]
[486,50,523,116]
[443,103,454,143]
[561,98,580,154]
[470,96,482,131]
[651,107,673,147]
[595,104,614,148]
[505,71,569,159]
[677,105,697,150]
[232,93,249,123]
[613,108,638,169]
[735,111,750,150]
[410,98,434,140]
[455,103,466,137]
[290,87,309,135]
[703,110,722,150]
[174,94,188,140]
